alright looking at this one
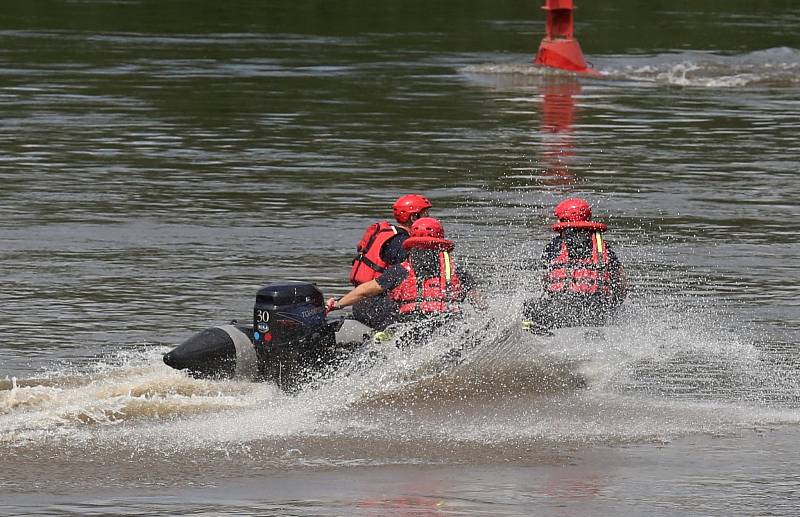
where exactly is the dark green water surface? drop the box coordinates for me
[1,0,799,514]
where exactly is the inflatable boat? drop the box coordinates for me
[162,281,618,390]
[163,281,373,390]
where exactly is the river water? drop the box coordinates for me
[2,0,800,515]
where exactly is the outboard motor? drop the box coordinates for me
[251,281,335,386]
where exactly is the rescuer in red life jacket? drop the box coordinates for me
[523,198,628,329]
[329,217,479,330]
[348,194,433,328]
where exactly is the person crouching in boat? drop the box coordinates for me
[348,194,433,329]
[328,217,480,331]
[523,198,628,330]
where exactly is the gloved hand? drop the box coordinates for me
[325,297,339,315]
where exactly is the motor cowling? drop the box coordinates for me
[253,281,325,344]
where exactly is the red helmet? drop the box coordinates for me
[403,217,453,251]
[410,217,444,239]
[393,194,432,224]
[554,198,592,222]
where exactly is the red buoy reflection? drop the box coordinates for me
[538,76,581,186]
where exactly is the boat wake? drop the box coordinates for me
[462,47,800,88]
[1,294,799,460]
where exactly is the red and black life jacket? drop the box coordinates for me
[546,231,613,296]
[389,251,465,314]
[349,221,400,286]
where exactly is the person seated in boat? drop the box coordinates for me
[328,217,480,331]
[523,198,628,330]
[348,194,433,329]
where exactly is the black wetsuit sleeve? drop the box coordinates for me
[605,244,622,270]
[379,232,409,265]
[455,266,477,291]
[540,236,562,267]
[376,264,408,291]
[603,243,628,303]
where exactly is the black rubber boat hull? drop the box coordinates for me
[163,324,257,379]
[163,318,372,387]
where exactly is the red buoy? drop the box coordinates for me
[534,0,595,74]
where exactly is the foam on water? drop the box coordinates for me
[0,347,282,446]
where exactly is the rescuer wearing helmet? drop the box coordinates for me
[329,217,479,331]
[523,198,628,330]
[348,194,433,328]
